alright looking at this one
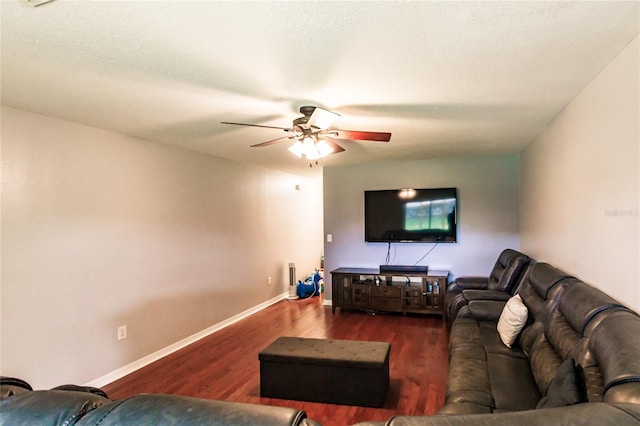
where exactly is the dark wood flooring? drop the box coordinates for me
[103,295,449,426]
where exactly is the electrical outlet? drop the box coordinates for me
[117,325,127,341]
[267,276,272,286]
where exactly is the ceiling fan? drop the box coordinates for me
[221,106,391,165]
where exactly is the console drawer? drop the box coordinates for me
[371,286,402,298]
[371,297,402,312]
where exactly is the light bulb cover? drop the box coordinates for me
[288,140,304,158]
[316,139,334,157]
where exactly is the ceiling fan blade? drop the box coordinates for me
[221,121,292,131]
[329,129,391,142]
[322,139,345,153]
[250,136,293,148]
[307,107,340,130]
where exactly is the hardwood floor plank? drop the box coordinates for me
[103,296,449,426]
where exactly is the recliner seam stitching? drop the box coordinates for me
[89,395,138,425]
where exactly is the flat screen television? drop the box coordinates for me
[364,187,457,243]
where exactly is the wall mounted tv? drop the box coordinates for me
[364,187,457,243]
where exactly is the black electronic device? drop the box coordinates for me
[379,265,428,274]
[364,187,457,243]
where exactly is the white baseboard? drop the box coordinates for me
[84,292,288,388]
[323,298,332,306]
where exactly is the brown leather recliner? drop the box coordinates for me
[444,249,531,327]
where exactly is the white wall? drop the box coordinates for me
[323,154,520,300]
[520,36,639,311]
[0,107,323,389]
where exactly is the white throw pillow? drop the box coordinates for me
[497,294,528,348]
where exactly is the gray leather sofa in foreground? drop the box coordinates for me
[0,379,320,426]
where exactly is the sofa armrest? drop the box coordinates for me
[0,390,110,425]
[0,376,33,400]
[457,300,507,322]
[462,289,512,302]
[382,403,640,426]
[448,277,490,293]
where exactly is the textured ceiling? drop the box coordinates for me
[2,1,638,175]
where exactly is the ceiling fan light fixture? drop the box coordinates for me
[302,136,320,159]
[316,139,334,157]
[306,150,321,161]
[287,135,334,161]
[288,140,304,158]
[302,136,315,151]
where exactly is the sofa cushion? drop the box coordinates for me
[449,317,483,350]
[446,352,494,408]
[480,322,527,359]
[487,354,541,411]
[530,338,564,394]
[497,295,528,348]
[543,311,582,361]
[536,358,587,409]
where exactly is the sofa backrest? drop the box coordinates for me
[487,249,531,292]
[560,281,628,338]
[518,263,574,323]
[584,310,640,404]
[528,280,612,395]
[525,278,639,404]
[514,264,574,387]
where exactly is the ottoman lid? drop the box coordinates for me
[259,337,390,369]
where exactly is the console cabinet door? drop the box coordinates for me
[334,274,352,307]
[352,284,370,307]
[424,277,446,311]
[403,285,423,310]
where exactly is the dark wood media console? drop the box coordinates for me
[330,267,449,318]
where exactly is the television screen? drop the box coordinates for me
[364,188,457,243]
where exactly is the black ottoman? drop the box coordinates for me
[259,336,391,407]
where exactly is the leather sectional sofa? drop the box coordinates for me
[356,256,640,425]
[444,262,640,413]
[2,250,640,426]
